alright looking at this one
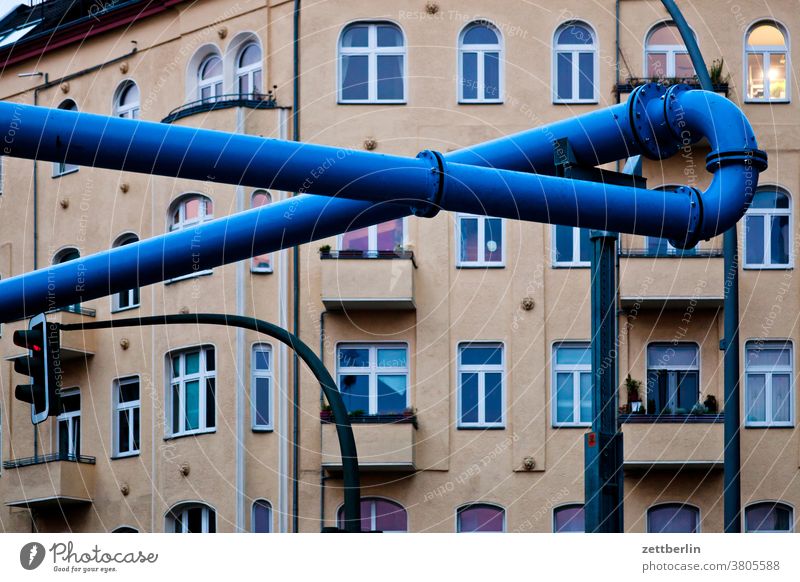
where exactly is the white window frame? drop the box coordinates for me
[743,188,792,269]
[250,190,273,273]
[53,100,80,177]
[744,340,794,428]
[644,23,693,78]
[744,501,795,533]
[457,21,504,104]
[646,503,701,533]
[167,346,216,437]
[552,21,598,104]
[455,503,506,533]
[456,213,505,267]
[457,342,506,429]
[744,22,790,104]
[336,217,407,255]
[236,42,263,96]
[114,80,140,119]
[56,388,80,458]
[338,22,407,104]
[552,342,592,427]
[646,342,700,414]
[167,195,214,282]
[335,343,409,415]
[198,54,223,102]
[338,497,408,532]
[251,343,273,431]
[167,503,216,533]
[553,503,586,533]
[111,233,140,311]
[251,499,272,533]
[552,225,590,267]
[112,376,140,458]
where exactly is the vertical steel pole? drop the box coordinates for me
[658,0,741,533]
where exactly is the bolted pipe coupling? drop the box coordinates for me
[411,149,446,218]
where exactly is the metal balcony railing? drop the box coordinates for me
[619,247,723,259]
[161,92,279,123]
[2,452,96,469]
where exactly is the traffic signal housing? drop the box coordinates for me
[13,313,62,424]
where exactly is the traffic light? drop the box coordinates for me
[13,313,62,424]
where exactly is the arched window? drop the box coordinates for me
[251,343,273,430]
[54,247,81,312]
[112,526,139,533]
[166,502,216,533]
[114,81,140,119]
[339,22,405,103]
[251,190,272,272]
[236,43,262,97]
[746,22,789,102]
[457,503,505,532]
[745,502,793,532]
[169,194,214,232]
[54,99,79,176]
[458,21,502,103]
[645,22,695,79]
[554,504,585,532]
[647,503,699,533]
[252,499,272,532]
[744,187,791,268]
[112,233,140,311]
[553,22,597,103]
[198,54,223,102]
[337,498,408,532]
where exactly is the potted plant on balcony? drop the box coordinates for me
[320,404,333,422]
[624,375,643,413]
[318,244,332,258]
[703,394,718,414]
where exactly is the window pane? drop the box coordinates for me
[119,381,139,403]
[578,52,594,99]
[463,25,498,45]
[647,344,697,368]
[769,53,787,99]
[772,374,791,423]
[649,24,683,45]
[556,52,573,100]
[255,377,270,425]
[376,219,404,251]
[579,372,592,423]
[556,344,590,366]
[460,373,479,423]
[485,372,503,423]
[557,25,593,45]
[253,501,271,533]
[461,52,478,100]
[746,373,767,423]
[172,384,180,433]
[554,225,573,262]
[752,190,789,209]
[254,349,270,370]
[677,371,699,411]
[374,500,408,532]
[459,506,503,532]
[339,348,369,367]
[746,345,790,368]
[377,348,406,367]
[206,378,215,429]
[185,352,200,375]
[748,25,785,47]
[341,226,369,252]
[554,506,585,532]
[461,345,502,366]
[648,237,669,255]
[377,55,404,100]
[556,372,575,423]
[746,503,792,532]
[484,52,500,99]
[238,74,250,95]
[648,505,698,533]
[339,374,370,413]
[239,44,261,67]
[745,215,765,265]
[133,408,140,451]
[185,380,200,431]
[118,410,130,453]
[646,53,667,78]
[459,216,479,261]
[341,55,369,100]
[485,218,502,262]
[674,53,694,77]
[341,26,368,48]
[747,53,765,99]
[60,393,80,413]
[377,25,403,47]
[578,228,591,263]
[187,508,202,533]
[377,375,406,414]
[770,215,789,265]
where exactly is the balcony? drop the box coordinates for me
[321,413,417,472]
[161,92,278,124]
[620,413,723,472]
[2,453,97,508]
[618,247,724,309]
[616,77,729,97]
[320,250,416,311]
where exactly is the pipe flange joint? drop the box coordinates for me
[667,185,703,250]
[413,149,445,218]
[663,83,692,142]
[705,148,768,173]
[628,82,680,160]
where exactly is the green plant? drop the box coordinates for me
[321,403,332,412]
[350,409,365,417]
[690,402,708,416]
[709,58,730,85]
[624,374,642,402]
[318,244,332,254]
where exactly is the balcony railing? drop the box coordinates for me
[320,410,418,429]
[320,249,417,266]
[3,452,96,470]
[161,92,279,124]
[619,247,723,259]
[619,413,723,424]
[616,77,729,96]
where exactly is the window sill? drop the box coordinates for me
[458,100,504,105]
[457,424,505,430]
[744,99,790,105]
[164,269,213,285]
[111,452,141,460]
[552,263,590,269]
[164,429,216,441]
[744,423,794,429]
[553,100,599,105]
[250,268,274,275]
[111,304,141,314]
[337,100,407,105]
[456,263,505,269]
[252,426,274,433]
[742,265,793,271]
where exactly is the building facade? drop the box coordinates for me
[0,0,797,533]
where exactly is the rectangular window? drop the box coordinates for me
[647,237,696,257]
[337,344,408,415]
[553,226,591,266]
[458,342,504,428]
[168,347,216,437]
[113,377,140,457]
[57,389,81,458]
[252,344,273,430]
[457,214,504,266]
[646,344,699,415]
[745,341,793,427]
[553,343,592,426]
[338,219,405,256]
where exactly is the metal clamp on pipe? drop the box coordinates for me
[411,149,445,218]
